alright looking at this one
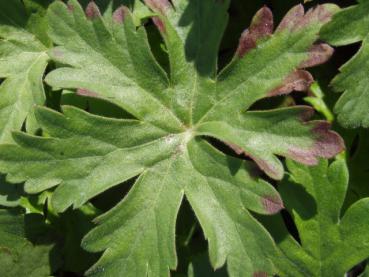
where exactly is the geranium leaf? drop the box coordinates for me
[0,0,49,142]
[320,0,369,128]
[261,159,369,276]
[0,1,344,276]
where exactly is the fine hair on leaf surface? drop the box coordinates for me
[3,0,369,277]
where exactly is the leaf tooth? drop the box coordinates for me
[299,43,334,68]
[277,4,335,33]
[267,70,313,97]
[236,6,274,58]
[67,2,74,12]
[276,4,304,32]
[305,4,334,26]
[152,16,166,34]
[261,195,284,215]
[85,1,101,20]
[144,0,171,15]
[113,6,129,24]
[250,6,274,35]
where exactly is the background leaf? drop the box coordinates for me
[260,159,369,276]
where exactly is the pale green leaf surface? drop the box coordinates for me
[0,1,344,276]
[23,0,53,47]
[320,0,369,46]
[0,106,173,211]
[261,159,369,276]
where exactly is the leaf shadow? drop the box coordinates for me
[280,181,318,221]
[23,213,63,274]
[0,175,24,207]
[178,0,229,77]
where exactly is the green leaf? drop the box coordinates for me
[0,0,49,142]
[320,0,369,128]
[0,209,61,276]
[261,159,369,276]
[303,82,334,122]
[23,0,53,47]
[0,1,344,276]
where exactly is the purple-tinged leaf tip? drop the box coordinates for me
[85,1,101,20]
[152,16,166,34]
[298,106,315,121]
[305,5,333,25]
[299,43,334,68]
[236,6,274,58]
[276,4,304,32]
[268,70,313,97]
[277,4,334,32]
[77,88,100,98]
[113,6,128,24]
[311,121,345,158]
[225,142,244,156]
[144,0,171,15]
[287,121,345,165]
[262,195,284,214]
[251,6,274,35]
[66,1,74,12]
[61,0,74,11]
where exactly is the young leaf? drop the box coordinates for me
[321,0,369,128]
[0,0,49,142]
[261,159,369,276]
[0,1,343,276]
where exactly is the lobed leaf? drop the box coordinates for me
[261,159,369,276]
[0,0,49,142]
[0,1,344,276]
[321,0,369,128]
